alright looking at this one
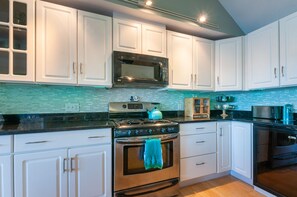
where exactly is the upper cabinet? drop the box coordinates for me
[0,0,35,82]
[193,37,215,91]
[280,12,297,87]
[113,16,166,57]
[167,31,193,90]
[36,1,112,86]
[246,22,279,90]
[215,37,243,91]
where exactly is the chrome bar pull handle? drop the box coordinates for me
[88,136,105,139]
[25,140,48,144]
[191,74,193,84]
[196,127,205,130]
[282,66,285,77]
[80,63,83,74]
[217,76,220,85]
[196,141,205,143]
[274,67,277,78]
[70,158,76,172]
[194,74,197,85]
[73,62,76,74]
[63,158,68,173]
[196,162,205,166]
[220,128,223,136]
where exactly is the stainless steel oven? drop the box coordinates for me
[113,51,168,88]
[114,133,180,197]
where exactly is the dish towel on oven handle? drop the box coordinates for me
[144,138,163,170]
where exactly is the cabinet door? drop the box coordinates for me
[142,24,166,57]
[14,150,67,197]
[77,11,112,87]
[246,21,279,89]
[280,12,297,86]
[231,122,252,179]
[217,122,232,173]
[167,31,193,90]
[193,37,214,91]
[0,0,35,82]
[0,155,12,197]
[69,145,112,197]
[36,1,77,84]
[113,18,141,54]
[215,37,243,91]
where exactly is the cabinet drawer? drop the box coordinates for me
[180,122,216,135]
[181,133,216,158]
[180,153,216,181]
[14,129,111,153]
[0,135,13,154]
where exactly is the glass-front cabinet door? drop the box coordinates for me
[0,0,34,82]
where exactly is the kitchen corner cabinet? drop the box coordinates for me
[113,17,166,57]
[231,122,252,180]
[0,0,35,82]
[36,1,112,87]
[217,122,231,173]
[180,122,217,181]
[280,11,297,87]
[0,136,13,197]
[193,37,215,91]
[246,21,279,90]
[167,31,193,90]
[14,129,112,197]
[215,37,243,91]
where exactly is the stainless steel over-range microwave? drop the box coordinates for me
[112,51,169,88]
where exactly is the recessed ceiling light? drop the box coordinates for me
[145,0,152,6]
[198,15,207,23]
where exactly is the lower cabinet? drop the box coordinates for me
[180,122,217,182]
[231,122,252,181]
[0,155,13,197]
[13,129,112,197]
[217,122,232,173]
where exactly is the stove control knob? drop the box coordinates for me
[135,130,139,135]
[122,104,127,109]
[161,128,166,133]
[127,130,132,136]
[148,129,153,134]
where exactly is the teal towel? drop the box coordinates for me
[144,138,163,170]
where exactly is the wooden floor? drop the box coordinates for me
[179,176,265,197]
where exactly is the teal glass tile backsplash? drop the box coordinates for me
[0,84,296,114]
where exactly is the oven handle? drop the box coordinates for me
[116,133,179,144]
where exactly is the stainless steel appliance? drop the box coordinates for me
[252,106,283,120]
[110,102,180,197]
[113,51,168,88]
[253,106,297,196]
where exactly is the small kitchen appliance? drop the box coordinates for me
[109,102,180,197]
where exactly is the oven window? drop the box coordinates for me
[122,64,155,79]
[123,141,173,175]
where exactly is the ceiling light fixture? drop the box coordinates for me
[198,15,207,23]
[145,0,152,6]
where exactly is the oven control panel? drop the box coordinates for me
[114,126,179,138]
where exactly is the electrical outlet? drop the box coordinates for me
[65,103,80,112]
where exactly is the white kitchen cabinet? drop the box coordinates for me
[180,122,217,182]
[167,31,193,90]
[280,11,297,86]
[14,129,112,197]
[0,135,13,197]
[246,21,279,90]
[215,37,243,91]
[36,1,112,87]
[193,37,215,91]
[69,145,112,197]
[0,0,35,82]
[217,122,232,173]
[77,11,112,86]
[231,122,252,180]
[36,1,77,84]
[113,17,166,57]
[14,149,68,197]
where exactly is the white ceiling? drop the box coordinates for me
[218,0,297,34]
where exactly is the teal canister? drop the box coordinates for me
[283,104,293,122]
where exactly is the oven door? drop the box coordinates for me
[114,133,180,192]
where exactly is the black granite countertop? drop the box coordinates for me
[1,111,297,135]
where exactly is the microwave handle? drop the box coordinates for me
[159,62,163,80]
[116,134,178,144]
